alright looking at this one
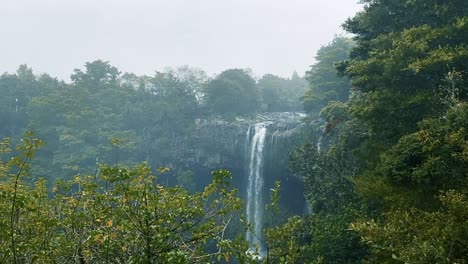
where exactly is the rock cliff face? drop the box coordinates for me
[157,111,326,220]
[195,112,311,252]
[192,112,318,209]
[159,112,327,194]
[193,112,307,170]
[156,112,325,249]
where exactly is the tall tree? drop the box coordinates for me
[258,73,306,112]
[335,1,468,262]
[0,65,57,138]
[302,36,354,113]
[28,61,139,178]
[204,69,260,116]
[340,1,468,149]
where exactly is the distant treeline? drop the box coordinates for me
[1,0,468,262]
[0,63,306,180]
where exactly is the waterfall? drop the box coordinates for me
[317,135,323,152]
[245,123,267,255]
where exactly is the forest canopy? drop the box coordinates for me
[1,0,468,263]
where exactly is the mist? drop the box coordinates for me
[2,1,466,263]
[1,0,361,80]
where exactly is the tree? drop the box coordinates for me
[0,135,252,263]
[258,73,306,112]
[125,67,205,167]
[340,4,468,150]
[302,36,354,113]
[280,2,468,263]
[343,0,468,41]
[71,60,120,91]
[0,65,57,139]
[280,100,369,263]
[338,0,468,201]
[334,1,468,262]
[204,69,260,116]
[355,103,468,211]
[28,61,139,179]
[352,191,468,264]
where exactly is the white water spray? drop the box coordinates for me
[245,123,267,255]
[317,135,323,152]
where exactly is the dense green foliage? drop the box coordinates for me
[302,37,354,113]
[272,0,468,263]
[0,135,258,263]
[258,72,306,112]
[0,65,61,139]
[1,1,468,263]
[204,69,260,116]
[0,62,306,182]
[0,61,307,262]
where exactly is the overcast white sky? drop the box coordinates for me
[0,0,362,80]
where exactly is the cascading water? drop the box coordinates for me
[317,135,323,152]
[245,123,268,255]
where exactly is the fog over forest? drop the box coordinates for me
[0,0,361,80]
[1,1,467,263]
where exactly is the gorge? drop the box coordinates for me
[223,112,310,254]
